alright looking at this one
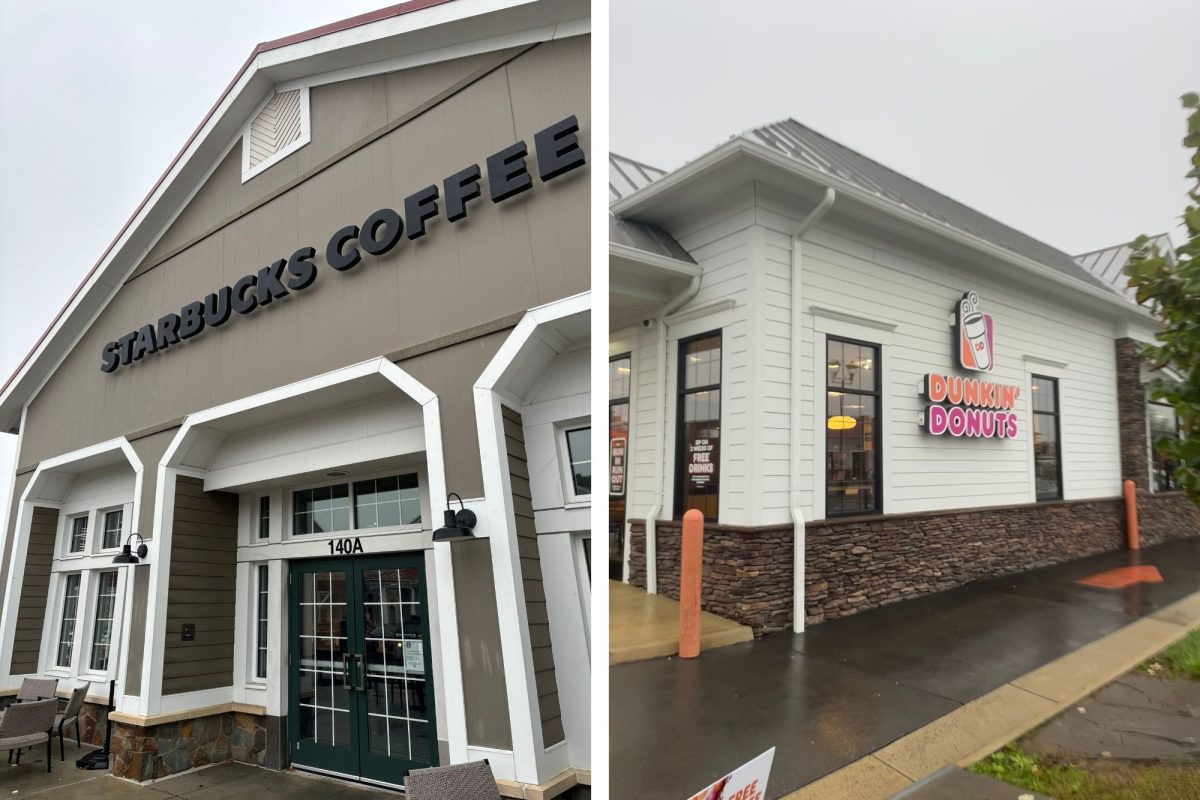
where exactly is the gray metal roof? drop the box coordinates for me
[609,153,693,264]
[741,119,1123,295]
[1074,233,1173,304]
[610,152,666,202]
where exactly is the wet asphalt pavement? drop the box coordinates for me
[610,537,1200,799]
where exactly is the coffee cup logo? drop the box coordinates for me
[957,291,994,372]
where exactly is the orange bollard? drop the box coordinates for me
[679,509,703,658]
[1124,479,1139,551]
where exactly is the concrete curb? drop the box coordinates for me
[780,589,1200,800]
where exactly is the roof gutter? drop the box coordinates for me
[609,242,701,278]
[611,138,1156,325]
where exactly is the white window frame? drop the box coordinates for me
[43,566,128,685]
[63,512,92,558]
[98,506,128,552]
[1146,398,1181,493]
[557,420,592,506]
[282,466,430,542]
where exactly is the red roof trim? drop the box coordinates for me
[0,0,455,403]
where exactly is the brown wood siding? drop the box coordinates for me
[502,406,565,746]
[10,507,59,674]
[451,537,513,750]
[162,476,238,695]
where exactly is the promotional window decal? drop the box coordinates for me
[956,291,994,372]
[687,437,717,486]
[685,748,775,800]
[610,436,627,497]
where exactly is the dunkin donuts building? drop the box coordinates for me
[0,0,591,794]
[608,121,1199,634]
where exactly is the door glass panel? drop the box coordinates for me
[360,566,431,767]
[297,570,351,750]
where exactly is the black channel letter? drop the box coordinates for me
[405,185,439,240]
[326,226,361,272]
[535,115,586,181]
[444,164,481,222]
[487,141,532,202]
[286,246,318,289]
[360,209,403,256]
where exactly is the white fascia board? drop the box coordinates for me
[609,243,701,279]
[611,138,1157,325]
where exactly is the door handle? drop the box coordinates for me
[342,653,352,688]
[355,654,366,692]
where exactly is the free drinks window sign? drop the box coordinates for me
[685,748,774,800]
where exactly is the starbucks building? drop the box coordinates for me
[0,0,591,794]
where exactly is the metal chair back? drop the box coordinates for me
[14,678,57,703]
[405,760,501,800]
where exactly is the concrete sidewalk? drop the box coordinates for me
[609,581,753,664]
[0,742,393,799]
[610,537,1200,800]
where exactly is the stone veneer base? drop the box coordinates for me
[628,492,1200,635]
[74,704,282,781]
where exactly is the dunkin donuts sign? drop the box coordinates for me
[919,291,1022,440]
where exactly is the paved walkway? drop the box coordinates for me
[0,743,392,799]
[609,580,753,664]
[610,537,1200,799]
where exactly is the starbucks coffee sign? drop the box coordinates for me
[100,116,586,374]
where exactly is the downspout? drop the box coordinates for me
[790,187,835,633]
[643,274,701,594]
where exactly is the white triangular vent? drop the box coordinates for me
[247,89,304,169]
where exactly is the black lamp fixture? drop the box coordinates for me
[112,533,149,565]
[432,493,477,542]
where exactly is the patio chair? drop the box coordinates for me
[405,760,500,800]
[51,684,88,761]
[0,698,57,772]
[14,677,58,703]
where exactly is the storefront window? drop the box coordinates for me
[1148,402,1181,492]
[1031,375,1062,500]
[826,337,881,516]
[56,574,81,667]
[675,332,721,520]
[88,571,118,671]
[609,354,631,580]
[101,509,123,550]
[565,427,592,496]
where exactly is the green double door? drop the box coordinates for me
[288,554,438,787]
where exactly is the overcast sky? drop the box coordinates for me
[613,0,1199,257]
[0,0,388,530]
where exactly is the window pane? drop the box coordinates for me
[1031,376,1057,413]
[102,509,123,550]
[353,474,421,528]
[1149,403,1180,492]
[826,391,878,515]
[258,497,270,540]
[827,338,877,393]
[256,565,269,678]
[89,572,118,671]
[682,335,721,390]
[57,574,81,667]
[294,484,353,534]
[566,428,592,496]
[1033,413,1061,500]
[678,389,721,519]
[70,516,88,553]
[609,356,631,401]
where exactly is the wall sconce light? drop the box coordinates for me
[433,493,477,542]
[112,533,149,565]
